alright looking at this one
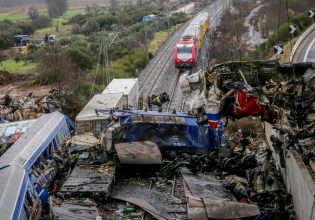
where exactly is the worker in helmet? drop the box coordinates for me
[138,96,144,110]
[156,94,162,107]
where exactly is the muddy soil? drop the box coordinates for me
[0,71,53,99]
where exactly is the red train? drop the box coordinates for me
[174,12,210,69]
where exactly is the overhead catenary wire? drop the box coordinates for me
[89,30,104,99]
[277,0,282,40]
[232,0,242,61]
[284,0,295,80]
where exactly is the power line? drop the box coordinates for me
[277,0,282,40]
[232,0,242,61]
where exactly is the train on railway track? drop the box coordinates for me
[174,11,210,69]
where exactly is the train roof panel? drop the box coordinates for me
[182,25,201,37]
[0,112,66,169]
[0,164,28,220]
[102,78,138,95]
[76,93,123,121]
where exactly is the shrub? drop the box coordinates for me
[31,15,52,29]
[66,47,94,69]
[34,46,77,84]
[0,31,15,49]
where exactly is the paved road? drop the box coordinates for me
[294,28,315,63]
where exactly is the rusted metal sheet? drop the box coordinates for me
[115,141,162,164]
[111,184,186,220]
[202,198,260,219]
[180,168,235,201]
[184,182,208,220]
[181,168,259,219]
[187,196,260,220]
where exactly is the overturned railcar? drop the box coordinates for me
[0,112,74,220]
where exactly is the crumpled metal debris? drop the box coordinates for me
[0,88,65,122]
[49,197,101,220]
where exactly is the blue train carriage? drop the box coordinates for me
[0,112,74,220]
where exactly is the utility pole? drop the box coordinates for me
[167,7,171,35]
[100,28,110,86]
[144,5,149,60]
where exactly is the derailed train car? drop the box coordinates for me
[0,112,74,220]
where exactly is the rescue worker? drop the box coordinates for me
[156,94,162,107]
[44,33,49,44]
[146,96,152,110]
[138,96,145,110]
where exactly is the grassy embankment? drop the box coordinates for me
[0,59,36,73]
[148,23,181,54]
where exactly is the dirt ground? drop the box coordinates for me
[0,71,52,99]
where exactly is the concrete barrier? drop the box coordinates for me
[265,122,315,220]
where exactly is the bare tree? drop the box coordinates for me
[46,0,68,18]
[28,5,39,19]
[34,46,77,85]
[109,0,119,15]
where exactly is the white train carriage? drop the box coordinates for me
[76,78,139,135]
[0,112,74,220]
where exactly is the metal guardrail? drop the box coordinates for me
[289,22,315,62]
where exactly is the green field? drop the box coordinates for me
[0,8,85,22]
[0,59,36,73]
[0,12,28,21]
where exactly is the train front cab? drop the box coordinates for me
[174,42,197,69]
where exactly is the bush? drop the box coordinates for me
[109,48,147,79]
[34,46,78,84]
[80,19,100,35]
[68,14,87,26]
[31,15,51,29]
[291,13,312,32]
[0,31,15,49]
[66,47,94,69]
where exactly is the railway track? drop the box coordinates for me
[139,21,190,96]
[140,1,227,111]
[166,70,190,113]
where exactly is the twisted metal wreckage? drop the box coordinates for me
[0,88,65,122]
[1,61,314,220]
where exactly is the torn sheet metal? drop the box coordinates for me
[181,168,260,219]
[187,196,260,220]
[60,162,115,200]
[111,184,186,220]
[49,197,100,220]
[115,141,162,164]
[180,168,235,201]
